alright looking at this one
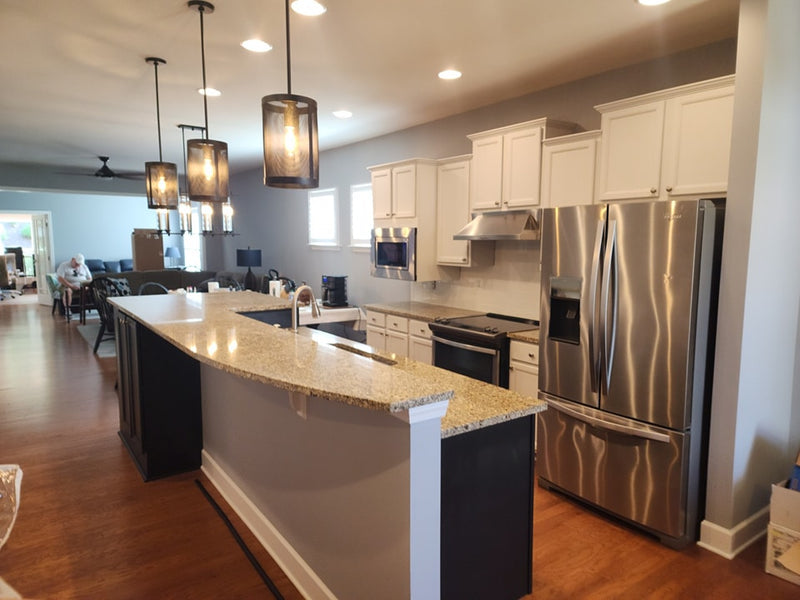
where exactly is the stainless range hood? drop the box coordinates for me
[453,209,540,241]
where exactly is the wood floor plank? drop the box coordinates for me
[1,297,799,599]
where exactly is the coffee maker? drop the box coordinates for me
[321,275,347,307]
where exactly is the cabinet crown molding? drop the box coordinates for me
[594,74,735,114]
[467,117,580,141]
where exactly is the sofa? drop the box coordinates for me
[95,269,221,294]
[85,259,133,276]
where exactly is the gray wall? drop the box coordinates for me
[222,38,737,308]
[0,188,153,267]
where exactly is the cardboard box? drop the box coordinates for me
[766,481,800,585]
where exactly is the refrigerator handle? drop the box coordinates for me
[588,220,604,393]
[546,397,671,443]
[600,219,618,393]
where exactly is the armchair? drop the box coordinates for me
[0,257,21,301]
[45,273,81,319]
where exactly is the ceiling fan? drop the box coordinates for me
[92,156,143,180]
[57,156,144,180]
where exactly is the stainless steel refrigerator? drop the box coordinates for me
[537,198,724,548]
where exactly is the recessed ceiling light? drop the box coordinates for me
[291,0,327,16]
[198,87,221,97]
[241,39,273,53]
[636,0,671,5]
[438,69,462,80]
[333,110,352,119]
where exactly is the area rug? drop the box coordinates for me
[76,323,115,358]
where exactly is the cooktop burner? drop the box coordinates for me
[431,313,538,338]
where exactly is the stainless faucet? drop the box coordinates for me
[292,285,320,331]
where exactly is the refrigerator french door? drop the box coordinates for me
[537,199,724,548]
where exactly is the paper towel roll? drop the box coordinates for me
[208,281,220,293]
[269,280,281,297]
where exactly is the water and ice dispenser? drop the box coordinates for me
[548,276,581,344]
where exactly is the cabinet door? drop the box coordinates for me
[597,101,665,202]
[503,126,542,208]
[371,167,392,219]
[471,135,503,210]
[541,134,599,208]
[409,336,432,364]
[661,85,734,198]
[437,159,471,265]
[385,330,408,357]
[508,360,539,398]
[366,324,386,351]
[392,164,417,219]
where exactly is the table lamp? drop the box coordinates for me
[237,248,262,291]
[165,246,181,268]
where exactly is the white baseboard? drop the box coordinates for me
[697,505,770,559]
[201,450,337,600]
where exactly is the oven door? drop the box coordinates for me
[432,335,502,386]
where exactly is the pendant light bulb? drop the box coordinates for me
[145,57,179,211]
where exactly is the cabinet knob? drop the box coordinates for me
[665,186,673,193]
[385,213,391,217]
[462,257,467,262]
[494,201,501,206]
[650,187,657,194]
[528,353,535,358]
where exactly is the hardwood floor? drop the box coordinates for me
[1,297,797,599]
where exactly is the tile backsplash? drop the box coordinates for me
[411,241,541,321]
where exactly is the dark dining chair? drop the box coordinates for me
[91,277,132,354]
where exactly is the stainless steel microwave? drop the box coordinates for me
[370,227,417,281]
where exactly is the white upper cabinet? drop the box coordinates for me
[596,75,735,203]
[370,159,434,222]
[468,118,579,212]
[436,156,471,266]
[371,167,393,219]
[540,130,600,208]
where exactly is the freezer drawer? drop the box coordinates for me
[538,397,693,545]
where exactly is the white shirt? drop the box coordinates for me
[56,261,92,285]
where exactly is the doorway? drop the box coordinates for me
[0,211,55,306]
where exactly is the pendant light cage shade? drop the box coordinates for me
[186,138,229,202]
[262,93,319,189]
[145,161,179,209]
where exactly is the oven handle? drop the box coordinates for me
[431,335,498,356]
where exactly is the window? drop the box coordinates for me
[350,183,373,248]
[308,188,339,247]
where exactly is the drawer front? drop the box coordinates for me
[366,310,386,328]
[386,315,409,333]
[409,318,431,339]
[509,340,538,365]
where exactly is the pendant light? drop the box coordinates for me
[186,1,229,203]
[178,124,205,234]
[262,0,319,189]
[144,57,179,219]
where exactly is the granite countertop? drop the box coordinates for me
[509,328,540,344]
[110,292,545,437]
[361,301,483,322]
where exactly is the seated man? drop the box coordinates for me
[56,253,92,315]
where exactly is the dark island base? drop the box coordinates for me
[441,415,535,600]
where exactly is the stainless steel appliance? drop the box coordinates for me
[321,275,347,307]
[370,227,416,281]
[537,198,724,548]
[430,313,538,388]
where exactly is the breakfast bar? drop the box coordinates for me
[109,291,545,600]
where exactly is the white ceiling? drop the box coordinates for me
[0,0,739,178]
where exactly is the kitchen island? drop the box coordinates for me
[109,291,545,599]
